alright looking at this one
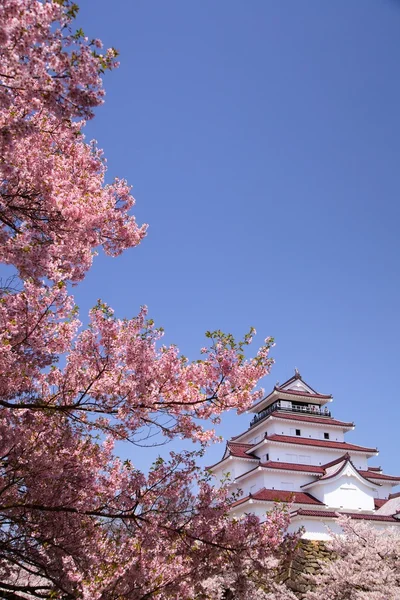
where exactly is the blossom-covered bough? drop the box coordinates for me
[305,515,400,600]
[0,2,298,598]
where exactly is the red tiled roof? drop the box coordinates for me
[291,509,400,523]
[268,411,353,428]
[275,387,332,399]
[374,499,389,509]
[263,434,377,454]
[231,412,353,443]
[301,456,378,488]
[228,442,258,460]
[389,491,400,499]
[276,373,320,394]
[360,471,400,482]
[232,409,354,440]
[251,378,332,412]
[231,488,323,508]
[260,461,324,474]
[206,442,257,470]
[252,488,323,505]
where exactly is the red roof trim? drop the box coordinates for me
[260,461,324,474]
[374,499,389,509]
[360,470,400,482]
[231,413,352,442]
[268,411,353,428]
[230,488,324,508]
[301,457,379,488]
[206,442,257,470]
[228,442,258,460]
[261,434,377,454]
[291,509,400,523]
[274,388,332,400]
[275,373,320,395]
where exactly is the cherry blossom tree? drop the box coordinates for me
[305,516,400,600]
[0,1,296,598]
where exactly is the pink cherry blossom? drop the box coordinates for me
[305,516,400,600]
[0,2,296,599]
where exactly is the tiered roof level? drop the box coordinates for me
[208,371,400,540]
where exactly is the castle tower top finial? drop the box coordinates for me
[294,367,301,379]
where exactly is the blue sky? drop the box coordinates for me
[70,0,400,475]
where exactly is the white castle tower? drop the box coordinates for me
[208,371,400,539]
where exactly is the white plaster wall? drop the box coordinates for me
[287,518,338,540]
[267,420,345,442]
[264,445,369,470]
[238,427,264,445]
[211,458,257,486]
[231,468,317,496]
[350,455,369,470]
[230,473,264,497]
[370,482,392,499]
[230,509,398,541]
[242,420,347,445]
[262,470,317,491]
[287,518,393,540]
[308,476,375,511]
[230,502,274,520]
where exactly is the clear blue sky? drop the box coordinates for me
[72,0,400,475]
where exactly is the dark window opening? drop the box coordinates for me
[295,429,301,436]
[324,432,330,440]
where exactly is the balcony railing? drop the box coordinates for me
[250,401,331,428]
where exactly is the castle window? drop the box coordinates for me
[295,429,301,436]
[324,432,330,440]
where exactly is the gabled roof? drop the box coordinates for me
[301,455,378,490]
[230,487,324,509]
[290,508,400,523]
[275,388,332,400]
[276,371,320,395]
[320,455,400,484]
[206,441,258,470]
[250,371,332,413]
[227,442,258,459]
[252,434,378,455]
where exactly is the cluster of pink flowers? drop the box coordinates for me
[0,2,296,599]
[305,516,400,600]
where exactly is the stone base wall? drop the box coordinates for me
[280,539,335,598]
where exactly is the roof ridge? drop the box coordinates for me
[263,434,377,454]
[301,456,381,489]
[291,509,400,523]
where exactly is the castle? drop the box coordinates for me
[208,371,400,539]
